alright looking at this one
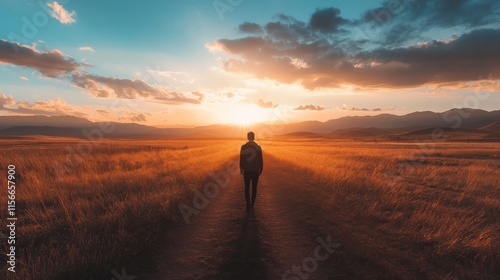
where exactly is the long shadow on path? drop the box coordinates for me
[216,210,269,279]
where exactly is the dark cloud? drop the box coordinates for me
[361,0,500,46]
[210,1,500,89]
[0,39,204,105]
[239,22,263,34]
[213,25,500,89]
[256,99,277,108]
[353,28,500,87]
[71,74,203,104]
[0,40,79,77]
[295,104,324,111]
[309,7,349,33]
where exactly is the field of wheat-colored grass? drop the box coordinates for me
[264,139,500,275]
[1,137,499,279]
[0,138,240,280]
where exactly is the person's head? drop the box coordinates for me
[247,131,255,141]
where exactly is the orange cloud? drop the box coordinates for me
[295,104,324,111]
[47,2,76,24]
[256,99,277,108]
[71,74,203,104]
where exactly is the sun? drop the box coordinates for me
[227,104,268,126]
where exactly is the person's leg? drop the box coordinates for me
[243,171,251,208]
[251,171,259,206]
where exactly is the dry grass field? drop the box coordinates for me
[0,137,499,279]
[264,139,500,278]
[0,137,239,279]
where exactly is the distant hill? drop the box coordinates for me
[318,109,500,132]
[0,109,500,139]
[0,115,94,129]
[0,126,84,137]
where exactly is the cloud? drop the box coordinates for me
[309,7,349,33]
[0,94,15,107]
[295,104,324,111]
[1,39,203,105]
[71,74,202,104]
[339,104,392,112]
[0,94,155,123]
[212,26,500,89]
[0,40,79,77]
[352,28,500,87]
[239,22,263,34]
[97,109,109,115]
[79,46,94,52]
[361,0,500,46]
[47,2,76,24]
[0,93,88,117]
[256,99,277,108]
[0,37,204,104]
[130,113,146,122]
[19,76,29,81]
[191,91,204,101]
[209,1,500,90]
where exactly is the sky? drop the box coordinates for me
[0,0,499,127]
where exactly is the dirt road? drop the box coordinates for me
[140,155,393,280]
[138,153,489,280]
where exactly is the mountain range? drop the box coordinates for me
[1,109,499,141]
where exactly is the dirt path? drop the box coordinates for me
[141,155,391,279]
[133,151,499,280]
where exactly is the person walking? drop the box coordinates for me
[239,131,263,211]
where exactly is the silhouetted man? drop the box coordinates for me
[240,131,263,211]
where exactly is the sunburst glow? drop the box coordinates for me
[227,104,269,126]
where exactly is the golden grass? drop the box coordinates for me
[263,140,500,272]
[1,137,498,278]
[0,138,240,280]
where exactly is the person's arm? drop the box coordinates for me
[259,147,263,174]
[239,146,244,174]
